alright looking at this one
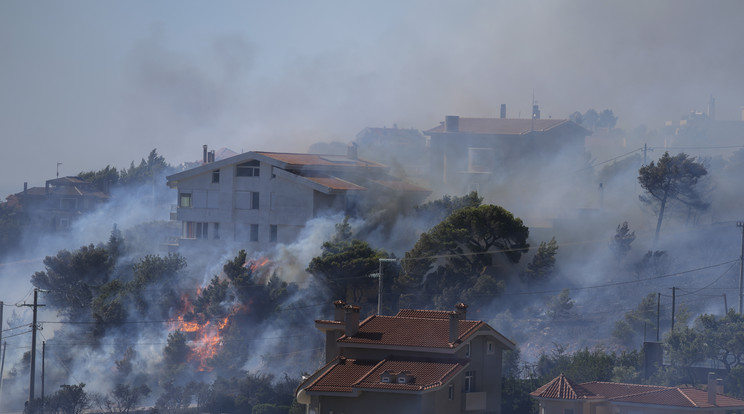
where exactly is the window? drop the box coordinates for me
[236,191,259,210]
[397,376,407,384]
[270,225,277,242]
[381,377,391,383]
[196,222,208,239]
[465,343,471,357]
[185,222,209,239]
[179,193,192,208]
[237,160,260,177]
[448,384,455,400]
[487,341,495,355]
[250,224,258,242]
[464,370,475,392]
[214,223,220,239]
[212,169,220,183]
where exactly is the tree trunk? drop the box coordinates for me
[654,197,667,244]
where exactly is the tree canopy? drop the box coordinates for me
[638,152,709,241]
[400,204,529,308]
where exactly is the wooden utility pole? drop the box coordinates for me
[656,293,660,342]
[20,289,45,405]
[41,341,45,406]
[738,222,744,313]
[671,287,677,331]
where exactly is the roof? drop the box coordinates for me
[338,313,514,351]
[425,118,588,136]
[532,374,744,409]
[15,177,108,199]
[254,151,385,169]
[304,356,468,395]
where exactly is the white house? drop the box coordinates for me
[165,147,429,251]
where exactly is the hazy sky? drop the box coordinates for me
[2,0,743,198]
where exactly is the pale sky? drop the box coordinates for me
[2,0,743,198]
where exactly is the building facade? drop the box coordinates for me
[297,302,515,414]
[11,176,109,231]
[166,149,429,251]
[424,114,590,195]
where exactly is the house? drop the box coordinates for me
[165,147,430,251]
[11,176,109,231]
[424,113,590,195]
[296,302,515,414]
[531,373,744,414]
[354,126,430,180]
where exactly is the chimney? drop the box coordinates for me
[333,300,347,322]
[445,115,460,132]
[708,372,717,405]
[208,150,215,163]
[455,303,468,320]
[344,305,360,337]
[500,104,507,119]
[203,145,208,164]
[449,312,459,343]
[717,378,723,394]
[347,143,358,160]
[532,104,541,120]
[24,182,28,193]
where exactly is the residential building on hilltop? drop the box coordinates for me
[354,125,429,180]
[166,147,430,251]
[424,112,590,195]
[297,302,515,414]
[10,176,109,231]
[532,373,744,414]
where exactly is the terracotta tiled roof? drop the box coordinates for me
[533,375,744,409]
[303,177,367,191]
[395,309,452,319]
[425,118,581,135]
[338,315,482,349]
[305,356,468,394]
[531,373,597,399]
[255,152,385,168]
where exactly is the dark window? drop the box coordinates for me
[250,224,258,242]
[252,192,260,209]
[464,371,475,392]
[237,160,260,177]
[448,384,455,400]
[270,225,277,242]
[196,222,208,239]
[212,169,220,183]
[214,223,220,239]
[179,193,192,208]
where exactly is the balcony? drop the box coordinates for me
[465,391,487,411]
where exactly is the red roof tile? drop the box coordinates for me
[338,315,482,349]
[395,309,452,319]
[305,357,468,394]
[533,375,744,409]
[304,177,367,191]
[255,152,385,168]
[531,374,597,400]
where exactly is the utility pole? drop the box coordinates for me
[41,341,45,407]
[19,289,45,405]
[738,222,744,313]
[671,287,677,331]
[656,293,660,342]
[0,341,5,408]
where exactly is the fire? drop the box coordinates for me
[169,292,241,372]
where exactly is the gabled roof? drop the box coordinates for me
[338,313,515,352]
[533,375,744,409]
[304,356,468,395]
[166,150,385,184]
[425,118,588,136]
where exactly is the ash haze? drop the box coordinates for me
[2,0,744,198]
